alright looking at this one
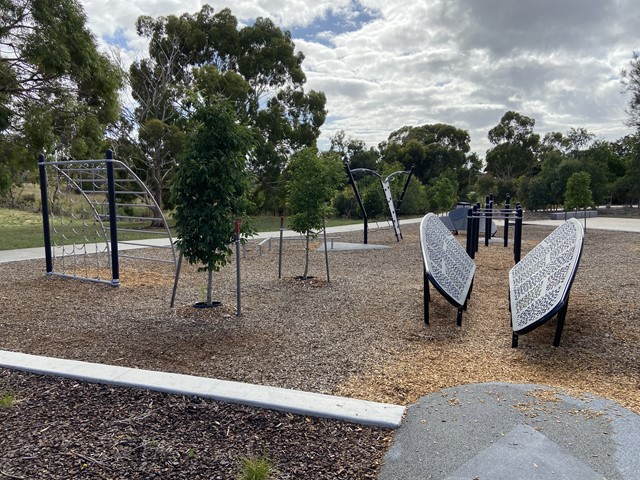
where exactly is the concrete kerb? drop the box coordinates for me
[0,350,405,429]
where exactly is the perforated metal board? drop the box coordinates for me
[420,213,476,307]
[509,218,584,334]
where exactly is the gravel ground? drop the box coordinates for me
[1,220,639,478]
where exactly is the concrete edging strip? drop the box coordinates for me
[0,350,405,429]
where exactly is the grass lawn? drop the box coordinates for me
[0,207,378,251]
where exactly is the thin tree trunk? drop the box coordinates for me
[206,269,213,306]
[303,232,310,279]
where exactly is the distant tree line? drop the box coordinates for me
[1,1,639,216]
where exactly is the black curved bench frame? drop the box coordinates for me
[420,213,476,326]
[509,218,584,347]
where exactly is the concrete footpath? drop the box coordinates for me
[378,383,640,480]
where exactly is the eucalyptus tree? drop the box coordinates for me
[622,52,640,132]
[0,0,121,195]
[127,5,326,214]
[380,124,473,190]
[485,111,540,182]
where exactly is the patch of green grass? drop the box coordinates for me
[237,452,272,480]
[0,207,417,250]
[0,391,16,408]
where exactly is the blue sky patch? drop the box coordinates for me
[291,1,381,46]
[103,27,129,49]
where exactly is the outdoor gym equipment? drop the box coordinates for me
[38,150,176,286]
[420,213,476,326]
[509,218,584,347]
[344,162,413,243]
[465,193,524,265]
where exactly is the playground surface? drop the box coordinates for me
[1,218,639,478]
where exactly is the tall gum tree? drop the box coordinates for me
[380,123,476,195]
[126,5,327,215]
[485,111,540,182]
[0,0,122,195]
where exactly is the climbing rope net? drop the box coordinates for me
[38,152,176,286]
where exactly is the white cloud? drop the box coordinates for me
[80,0,637,156]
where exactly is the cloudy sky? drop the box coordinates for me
[81,0,638,156]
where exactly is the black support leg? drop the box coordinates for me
[553,303,569,347]
[424,269,429,325]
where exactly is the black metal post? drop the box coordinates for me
[466,208,474,258]
[514,206,523,264]
[344,161,368,244]
[484,196,491,247]
[105,150,120,286]
[170,251,183,309]
[553,303,569,347]
[424,268,429,325]
[395,166,414,214]
[38,154,53,274]
[504,193,511,247]
[474,203,481,253]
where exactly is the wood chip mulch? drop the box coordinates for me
[1,220,639,478]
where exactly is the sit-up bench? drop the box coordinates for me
[420,213,476,326]
[509,218,584,347]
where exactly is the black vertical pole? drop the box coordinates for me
[170,251,183,309]
[38,154,53,274]
[504,193,511,247]
[473,202,480,252]
[514,206,523,264]
[484,195,491,247]
[344,162,368,244]
[423,268,429,325]
[395,167,414,214]
[106,150,120,286]
[466,208,474,258]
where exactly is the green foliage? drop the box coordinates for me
[360,178,386,220]
[564,172,593,210]
[396,176,427,215]
[237,452,271,480]
[287,148,345,279]
[333,187,356,218]
[287,148,346,235]
[380,124,473,189]
[612,137,640,205]
[622,52,640,132]
[0,0,122,195]
[427,173,458,213]
[519,175,552,210]
[0,391,15,408]
[330,130,379,170]
[129,5,326,216]
[485,111,540,181]
[172,100,253,273]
